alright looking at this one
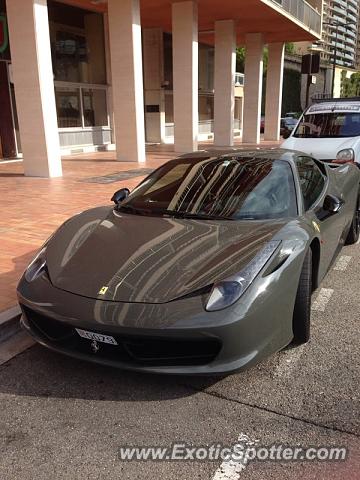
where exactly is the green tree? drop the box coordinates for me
[236,46,268,73]
[236,42,294,73]
[236,47,246,73]
[285,43,295,55]
[341,71,360,97]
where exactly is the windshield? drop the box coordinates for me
[294,112,360,138]
[118,157,298,220]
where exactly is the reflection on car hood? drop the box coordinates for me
[46,207,286,303]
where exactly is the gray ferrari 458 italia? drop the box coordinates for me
[18,149,360,375]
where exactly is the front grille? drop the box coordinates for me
[22,306,221,367]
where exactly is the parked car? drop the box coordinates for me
[18,149,360,375]
[282,98,360,166]
[280,117,298,137]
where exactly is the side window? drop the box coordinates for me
[297,157,326,210]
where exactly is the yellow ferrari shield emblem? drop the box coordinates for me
[98,286,109,295]
[312,221,320,233]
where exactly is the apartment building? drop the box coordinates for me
[321,0,359,68]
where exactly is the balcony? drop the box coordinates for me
[269,0,322,35]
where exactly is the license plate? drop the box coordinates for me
[75,328,118,345]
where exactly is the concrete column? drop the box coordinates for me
[242,33,264,144]
[264,43,285,141]
[172,1,198,153]
[214,20,236,147]
[6,0,62,177]
[108,0,145,162]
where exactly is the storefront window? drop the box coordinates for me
[55,86,108,129]
[48,1,106,85]
[48,1,109,132]
[163,33,173,90]
[199,94,214,122]
[165,93,174,124]
[234,98,243,129]
[199,45,214,92]
[82,88,108,127]
[55,87,82,128]
[53,31,88,83]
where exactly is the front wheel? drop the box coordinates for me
[345,199,359,245]
[292,249,312,345]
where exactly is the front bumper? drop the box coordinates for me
[17,258,299,375]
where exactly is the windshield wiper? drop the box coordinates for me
[155,209,234,221]
[118,205,233,221]
[117,204,149,216]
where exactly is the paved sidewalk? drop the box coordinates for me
[0,141,279,314]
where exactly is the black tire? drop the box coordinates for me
[292,248,312,345]
[345,199,359,245]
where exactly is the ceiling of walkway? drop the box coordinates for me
[60,0,319,44]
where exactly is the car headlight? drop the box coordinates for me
[205,241,281,312]
[24,247,47,282]
[335,148,355,163]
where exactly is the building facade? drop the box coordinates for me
[321,0,359,68]
[0,0,322,177]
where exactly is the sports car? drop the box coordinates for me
[17,149,360,375]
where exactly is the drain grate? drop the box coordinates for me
[81,168,154,184]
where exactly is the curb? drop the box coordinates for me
[0,306,22,344]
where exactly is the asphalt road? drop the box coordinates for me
[0,240,359,479]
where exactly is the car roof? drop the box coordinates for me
[177,148,298,163]
[306,98,360,115]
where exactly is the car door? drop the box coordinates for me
[296,156,346,275]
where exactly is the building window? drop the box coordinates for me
[48,1,106,85]
[199,94,214,122]
[53,31,89,84]
[55,86,82,128]
[234,98,243,130]
[82,88,108,127]
[55,85,108,129]
[49,0,109,133]
[165,93,174,124]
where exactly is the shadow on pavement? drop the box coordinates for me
[0,344,222,402]
[0,172,24,177]
[0,249,39,313]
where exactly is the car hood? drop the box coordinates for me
[46,207,286,304]
[282,136,360,160]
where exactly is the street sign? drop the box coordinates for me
[301,54,320,74]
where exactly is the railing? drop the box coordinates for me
[235,73,245,87]
[269,0,322,35]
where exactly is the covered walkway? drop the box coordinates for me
[4,0,320,177]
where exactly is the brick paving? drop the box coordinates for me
[0,141,280,313]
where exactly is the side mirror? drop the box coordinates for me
[111,188,130,205]
[323,194,343,214]
[282,130,291,139]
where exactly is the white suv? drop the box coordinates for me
[282,99,360,166]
